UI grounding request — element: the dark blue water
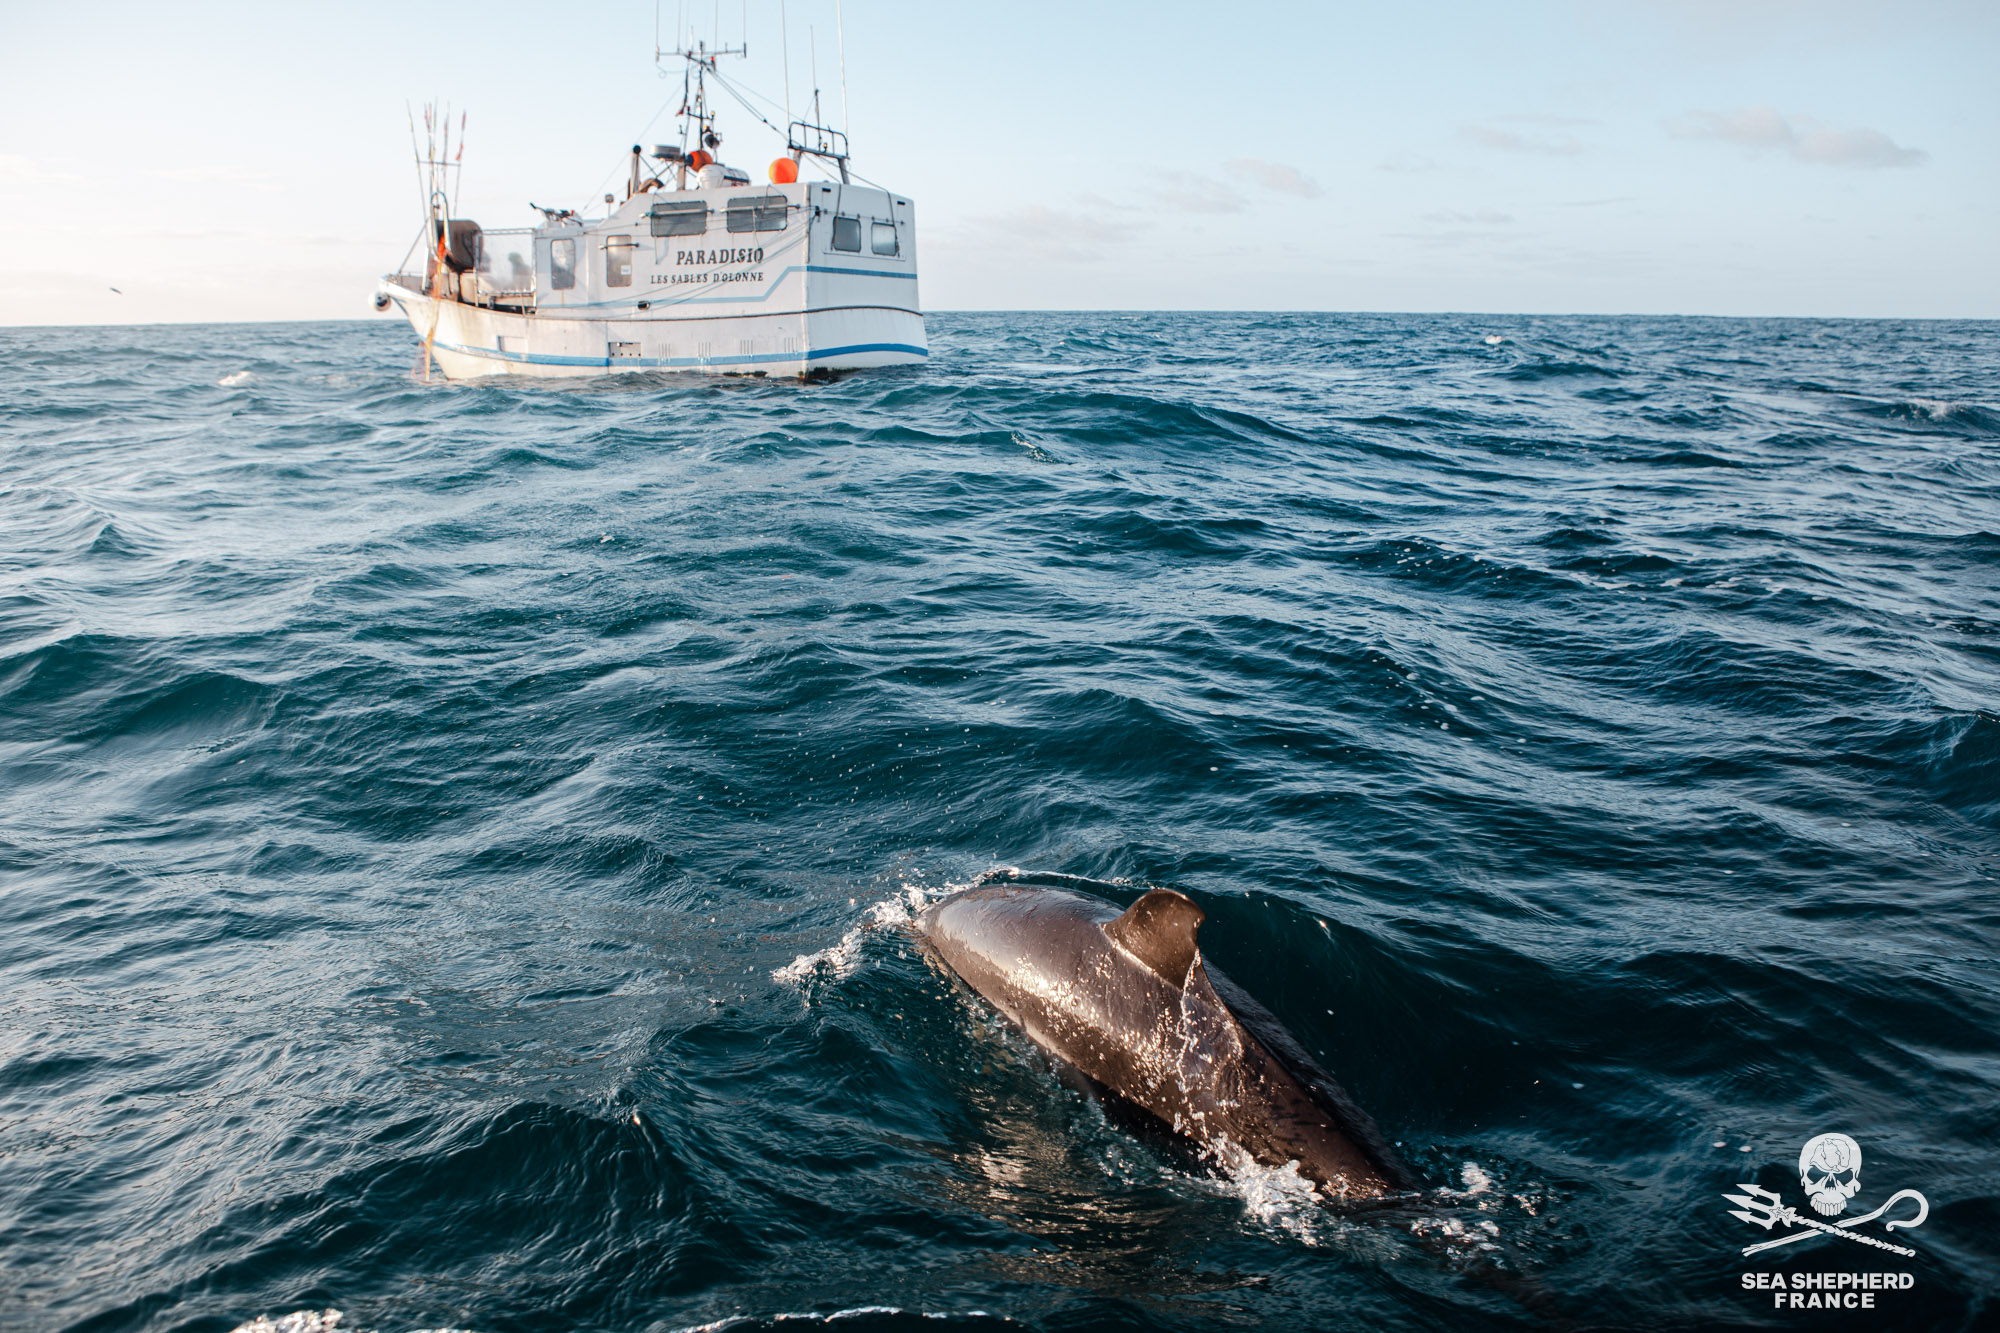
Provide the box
[3,314,1997,1333]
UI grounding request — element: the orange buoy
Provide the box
[688,149,713,171]
[769,156,799,184]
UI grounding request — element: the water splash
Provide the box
[1199,1139,1334,1247]
[228,1316,344,1333]
[668,1311,1007,1332]
[773,865,1037,986]
[226,1316,479,1333]
[771,875,971,986]
[1407,1211,1505,1260]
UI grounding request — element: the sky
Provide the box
[1,0,1994,325]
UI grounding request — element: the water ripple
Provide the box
[1,313,1996,1332]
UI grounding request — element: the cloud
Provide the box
[965,205,1146,262]
[1666,106,1928,167]
[1399,208,1518,249]
[0,154,81,188]
[1224,158,1323,198]
[1462,125,1584,155]
[143,166,273,185]
[1376,152,1438,173]
[1672,104,1794,151]
[1387,229,1526,251]
[1157,172,1246,214]
[1075,193,1141,214]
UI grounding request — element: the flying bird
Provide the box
[109,287,123,294]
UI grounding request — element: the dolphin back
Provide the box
[918,881,1413,1200]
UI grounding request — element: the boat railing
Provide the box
[786,119,850,182]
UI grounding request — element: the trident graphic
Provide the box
[1724,1183,1928,1258]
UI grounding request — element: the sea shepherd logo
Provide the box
[1727,1133,1927,1312]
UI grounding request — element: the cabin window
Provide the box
[725,196,788,233]
[492,247,534,294]
[605,235,635,287]
[870,221,899,256]
[651,199,706,237]
[830,215,861,252]
[549,237,576,290]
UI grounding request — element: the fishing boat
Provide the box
[375,35,925,380]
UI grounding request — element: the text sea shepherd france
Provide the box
[1742,1271,1915,1310]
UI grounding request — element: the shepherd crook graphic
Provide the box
[1724,1184,1919,1258]
[1740,1188,1929,1257]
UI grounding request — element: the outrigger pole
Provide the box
[407,99,466,383]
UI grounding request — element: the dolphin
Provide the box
[917,876,1416,1202]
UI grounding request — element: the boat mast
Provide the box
[658,35,746,182]
[653,15,848,185]
[779,12,849,184]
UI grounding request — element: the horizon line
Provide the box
[4,311,1998,333]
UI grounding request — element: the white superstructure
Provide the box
[377,42,925,380]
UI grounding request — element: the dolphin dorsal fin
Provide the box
[1105,889,1206,986]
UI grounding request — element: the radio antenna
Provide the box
[837,0,849,135]
[780,0,793,132]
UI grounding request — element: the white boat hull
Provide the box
[379,288,926,379]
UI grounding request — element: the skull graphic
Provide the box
[1800,1132,1863,1216]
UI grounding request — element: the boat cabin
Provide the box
[406,152,912,315]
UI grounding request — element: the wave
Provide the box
[1853,394,2000,436]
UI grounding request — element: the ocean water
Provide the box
[1,313,1996,1333]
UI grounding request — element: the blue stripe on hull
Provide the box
[806,264,918,280]
[539,263,917,311]
[431,338,928,370]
